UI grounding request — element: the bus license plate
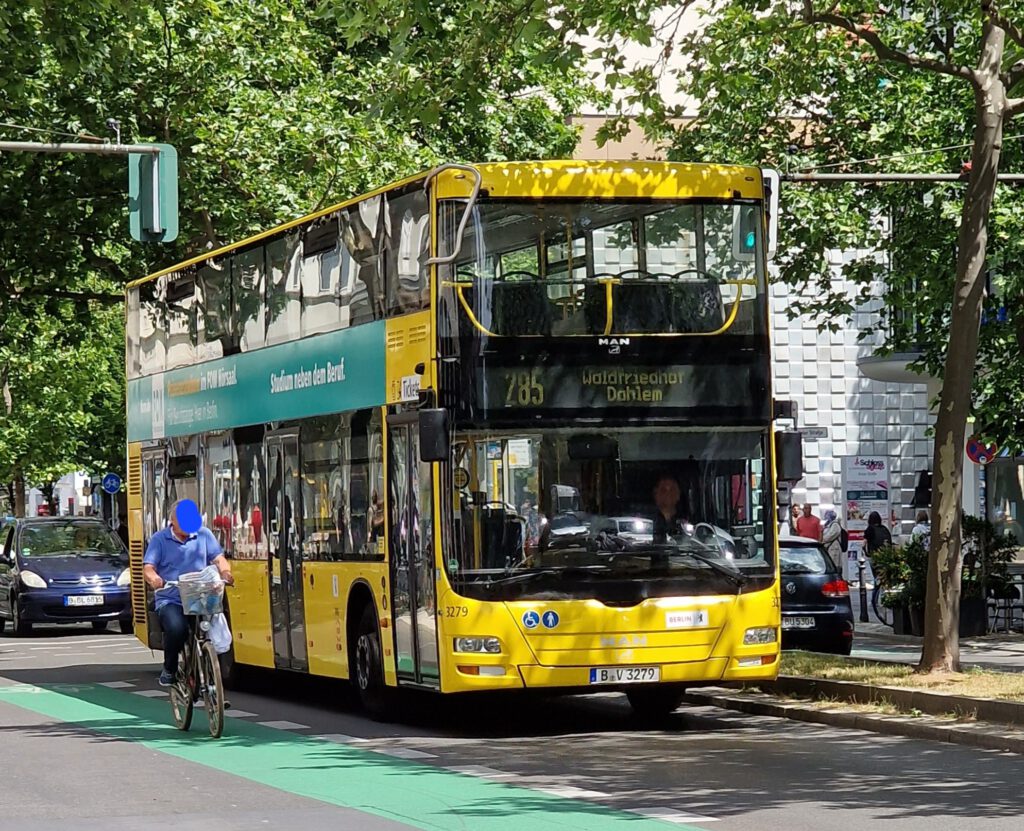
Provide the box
[589,666,660,685]
[782,616,815,630]
[65,595,104,607]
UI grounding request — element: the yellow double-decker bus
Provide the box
[125,161,790,718]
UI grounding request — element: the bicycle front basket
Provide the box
[178,574,224,616]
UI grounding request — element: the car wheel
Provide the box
[834,643,853,656]
[92,621,109,633]
[352,604,391,720]
[0,615,5,634]
[11,597,32,637]
[119,618,134,635]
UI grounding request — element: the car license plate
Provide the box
[589,666,660,684]
[65,595,104,607]
[782,616,815,630]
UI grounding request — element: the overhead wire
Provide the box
[0,120,104,143]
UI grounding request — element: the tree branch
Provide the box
[1006,95,1024,115]
[984,2,1024,51]
[802,2,975,81]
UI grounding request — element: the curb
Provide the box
[769,674,1024,727]
[683,687,1024,754]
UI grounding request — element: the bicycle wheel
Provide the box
[872,586,894,627]
[170,644,194,731]
[200,640,225,739]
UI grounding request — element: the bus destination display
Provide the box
[481,364,763,411]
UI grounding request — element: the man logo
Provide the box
[600,634,647,648]
[785,581,797,595]
[597,336,630,355]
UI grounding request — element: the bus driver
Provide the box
[652,474,690,543]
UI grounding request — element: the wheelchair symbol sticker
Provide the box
[522,611,540,629]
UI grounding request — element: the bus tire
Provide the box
[353,604,390,720]
[626,686,685,721]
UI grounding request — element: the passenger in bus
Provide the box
[651,474,690,543]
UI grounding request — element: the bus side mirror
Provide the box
[775,431,803,482]
[419,409,450,462]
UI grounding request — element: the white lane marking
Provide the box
[223,709,259,718]
[370,747,437,760]
[132,689,169,698]
[315,734,369,744]
[631,808,719,824]
[446,765,517,781]
[97,681,135,689]
[30,646,71,650]
[536,785,608,799]
[258,720,310,731]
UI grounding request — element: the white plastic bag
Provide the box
[209,612,233,654]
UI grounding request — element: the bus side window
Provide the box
[235,245,266,352]
[341,198,385,325]
[385,188,430,316]
[138,279,166,376]
[266,234,302,346]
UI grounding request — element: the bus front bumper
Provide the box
[447,653,778,691]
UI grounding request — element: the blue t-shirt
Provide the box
[144,526,223,609]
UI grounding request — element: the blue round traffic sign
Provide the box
[101,473,122,495]
[522,610,540,629]
[542,610,560,629]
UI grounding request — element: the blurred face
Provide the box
[803,504,812,518]
[654,478,681,515]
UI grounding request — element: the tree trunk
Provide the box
[13,472,26,518]
[919,24,1006,674]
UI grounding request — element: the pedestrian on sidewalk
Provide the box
[911,510,930,548]
[796,504,823,542]
[821,509,846,569]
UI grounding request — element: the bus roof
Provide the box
[127,160,765,290]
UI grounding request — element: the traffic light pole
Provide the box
[0,140,162,234]
[0,139,175,241]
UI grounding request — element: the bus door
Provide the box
[265,433,308,670]
[387,416,440,686]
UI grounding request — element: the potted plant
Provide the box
[870,515,1014,637]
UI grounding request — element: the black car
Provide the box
[0,517,133,636]
[780,535,854,655]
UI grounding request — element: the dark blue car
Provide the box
[0,517,132,636]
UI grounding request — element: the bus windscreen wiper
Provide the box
[482,564,613,589]
[624,544,747,589]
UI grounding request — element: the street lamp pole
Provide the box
[857,555,870,623]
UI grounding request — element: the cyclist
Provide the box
[143,500,234,686]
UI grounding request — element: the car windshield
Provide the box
[780,544,829,575]
[20,521,123,557]
[446,427,773,600]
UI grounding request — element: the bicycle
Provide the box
[155,578,226,739]
[871,582,894,627]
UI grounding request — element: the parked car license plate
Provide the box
[589,666,660,684]
[65,595,104,607]
[782,616,815,630]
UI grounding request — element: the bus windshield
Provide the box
[446,427,773,601]
[441,199,765,337]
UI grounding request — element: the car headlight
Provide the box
[19,570,47,589]
[453,636,502,654]
[743,626,778,645]
[117,569,131,587]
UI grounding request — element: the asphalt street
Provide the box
[1,626,1023,830]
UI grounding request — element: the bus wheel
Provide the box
[354,605,390,720]
[626,686,685,721]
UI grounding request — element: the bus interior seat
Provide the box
[612,282,672,333]
[477,506,524,568]
[582,283,608,334]
[491,281,552,336]
[670,280,725,332]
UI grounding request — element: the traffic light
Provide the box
[128,143,178,243]
[732,204,759,262]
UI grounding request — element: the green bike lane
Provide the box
[0,679,695,831]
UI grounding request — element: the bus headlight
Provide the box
[454,637,502,654]
[117,569,131,587]
[743,627,777,645]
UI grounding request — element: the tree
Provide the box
[1,1,588,509]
